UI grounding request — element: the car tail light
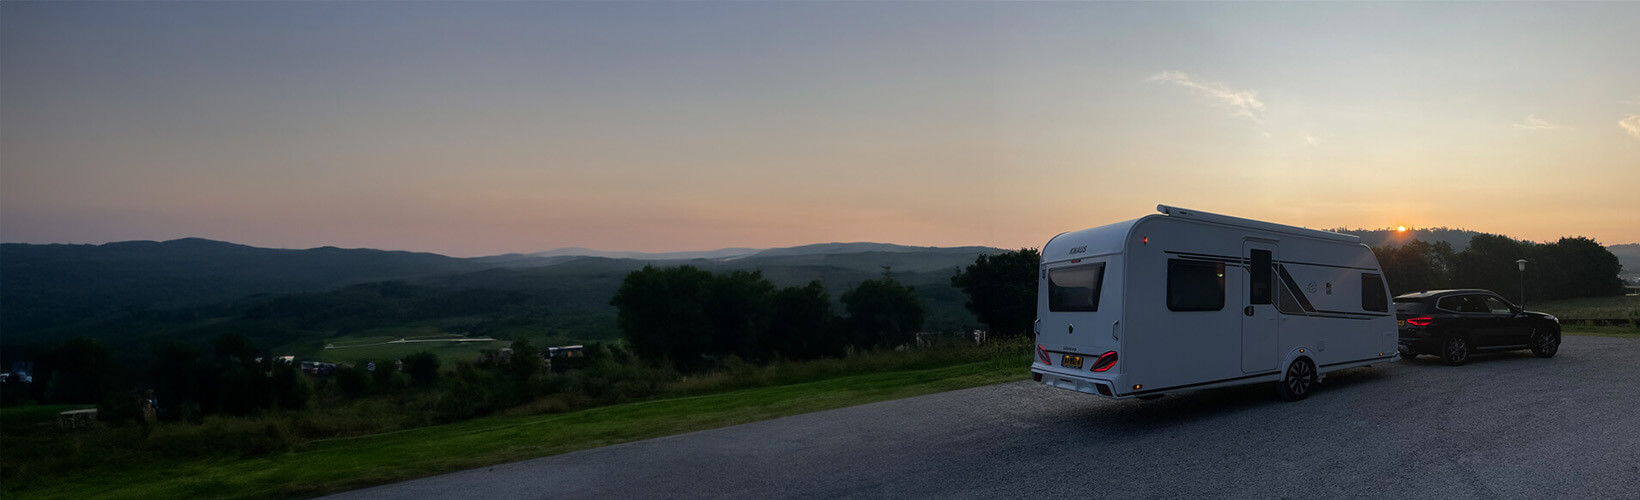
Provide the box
[1092,351,1118,372]
[1406,316,1433,326]
[1037,345,1050,364]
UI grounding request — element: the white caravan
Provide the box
[1031,205,1398,401]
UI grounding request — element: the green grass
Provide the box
[1562,324,1640,338]
[306,339,506,364]
[1529,295,1640,320]
[3,349,1029,499]
[0,404,94,430]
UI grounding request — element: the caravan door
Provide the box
[1241,241,1278,373]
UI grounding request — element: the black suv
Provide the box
[1395,289,1560,366]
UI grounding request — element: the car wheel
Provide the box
[1440,336,1469,366]
[1398,345,1418,360]
[1276,357,1316,401]
[1531,328,1560,358]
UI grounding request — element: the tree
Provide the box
[150,341,203,420]
[1372,240,1455,295]
[611,266,785,369]
[950,249,1040,339]
[31,338,113,404]
[611,265,717,368]
[707,271,775,361]
[841,275,927,349]
[766,281,843,360]
[507,338,541,383]
[1450,234,1529,296]
[269,362,310,410]
[1537,237,1624,299]
[405,351,441,387]
[336,364,371,398]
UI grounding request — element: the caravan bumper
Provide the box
[1032,367,1128,399]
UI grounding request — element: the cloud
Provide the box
[1621,115,1640,140]
[1512,114,1566,130]
[1148,71,1265,123]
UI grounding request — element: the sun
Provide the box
[1396,225,1407,232]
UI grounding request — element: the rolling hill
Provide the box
[0,239,1010,364]
[0,238,487,336]
[1610,243,1640,276]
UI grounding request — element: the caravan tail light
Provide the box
[1037,345,1050,364]
[1406,317,1433,326]
[1092,351,1118,372]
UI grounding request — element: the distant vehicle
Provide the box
[1032,205,1398,401]
[1394,289,1560,365]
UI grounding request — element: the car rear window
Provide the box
[1393,297,1427,314]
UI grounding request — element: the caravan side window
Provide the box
[1167,259,1224,312]
[1361,273,1388,312]
[1048,263,1105,312]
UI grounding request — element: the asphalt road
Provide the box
[327,336,1640,499]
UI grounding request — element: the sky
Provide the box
[2,2,1636,257]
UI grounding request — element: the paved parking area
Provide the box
[329,336,1640,499]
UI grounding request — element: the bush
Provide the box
[404,351,440,387]
[336,365,370,398]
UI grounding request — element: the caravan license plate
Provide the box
[1061,355,1084,369]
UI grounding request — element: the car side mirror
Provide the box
[1510,306,1523,316]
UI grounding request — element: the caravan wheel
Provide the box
[1276,358,1315,401]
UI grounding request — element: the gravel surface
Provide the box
[325,336,1640,499]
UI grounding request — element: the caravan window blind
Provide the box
[1167,259,1225,312]
[1048,263,1105,312]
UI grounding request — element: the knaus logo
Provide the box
[1069,246,1087,255]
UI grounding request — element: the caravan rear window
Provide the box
[1048,263,1105,312]
[1167,259,1225,312]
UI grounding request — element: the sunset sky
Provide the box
[3,2,1636,257]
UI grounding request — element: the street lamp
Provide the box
[1515,259,1528,307]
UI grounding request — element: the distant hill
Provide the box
[472,242,996,264]
[516,247,762,260]
[0,238,486,336]
[1610,243,1640,275]
[750,242,997,258]
[0,238,1012,362]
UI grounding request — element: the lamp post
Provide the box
[1515,259,1528,307]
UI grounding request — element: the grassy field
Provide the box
[1531,295,1639,338]
[2,345,1030,499]
[306,339,507,365]
[269,328,510,365]
[1528,295,1640,320]
[1562,324,1640,338]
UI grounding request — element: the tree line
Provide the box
[609,249,1044,372]
[1373,234,1624,302]
[609,266,928,370]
